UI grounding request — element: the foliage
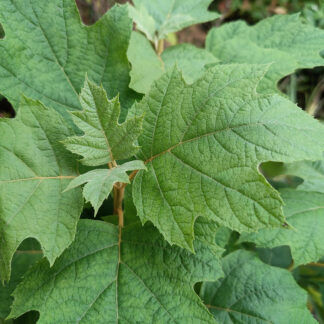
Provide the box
[0,0,324,323]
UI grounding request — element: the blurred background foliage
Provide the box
[0,0,323,322]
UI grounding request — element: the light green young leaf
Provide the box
[127,31,219,94]
[129,0,219,43]
[65,161,146,215]
[200,250,316,324]
[0,98,83,282]
[240,189,324,267]
[63,78,143,166]
[0,239,42,319]
[128,31,164,94]
[162,43,219,84]
[131,64,324,251]
[0,1,138,120]
[206,14,324,93]
[9,220,222,324]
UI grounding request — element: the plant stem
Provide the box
[309,262,324,268]
[156,39,164,56]
[114,183,125,228]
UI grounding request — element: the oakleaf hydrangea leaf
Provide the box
[0,98,83,281]
[0,239,42,319]
[240,189,324,267]
[9,220,223,324]
[206,14,324,93]
[127,31,219,94]
[0,1,138,120]
[194,218,225,257]
[162,43,219,84]
[65,161,146,215]
[128,31,164,94]
[128,0,219,44]
[200,250,316,324]
[131,64,324,251]
[64,78,143,166]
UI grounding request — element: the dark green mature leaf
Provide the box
[127,31,219,94]
[64,78,143,166]
[0,240,42,319]
[131,64,324,251]
[65,161,146,215]
[9,220,222,323]
[0,1,138,120]
[206,14,324,93]
[194,218,225,257]
[201,250,316,324]
[128,0,219,44]
[240,189,324,267]
[0,98,83,281]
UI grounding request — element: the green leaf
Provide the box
[128,0,219,43]
[9,219,223,323]
[194,218,225,257]
[127,31,219,94]
[128,31,164,94]
[0,240,42,319]
[0,97,83,281]
[257,246,293,269]
[131,64,324,251]
[281,158,324,193]
[206,14,324,93]
[0,1,138,120]
[240,189,324,267]
[63,78,143,166]
[201,250,316,324]
[65,161,146,215]
[162,44,219,84]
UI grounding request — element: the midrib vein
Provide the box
[145,122,264,164]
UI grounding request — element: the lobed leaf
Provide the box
[127,31,219,94]
[128,0,219,43]
[0,239,42,319]
[240,189,324,267]
[63,78,143,166]
[0,0,138,120]
[0,98,83,281]
[131,64,324,251]
[206,14,324,93]
[65,161,146,215]
[9,219,223,324]
[200,250,316,324]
